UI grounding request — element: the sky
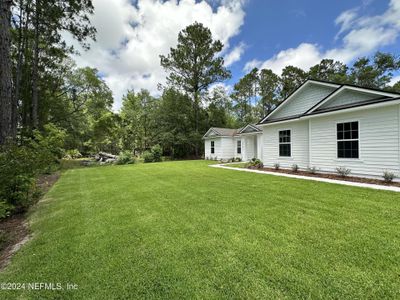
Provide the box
[65,0,400,110]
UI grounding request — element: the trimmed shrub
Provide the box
[248,158,263,169]
[142,151,154,163]
[291,164,299,172]
[336,167,351,177]
[383,171,396,183]
[234,157,242,162]
[274,163,280,170]
[151,145,162,162]
[116,151,135,165]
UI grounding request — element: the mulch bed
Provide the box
[0,172,60,270]
[246,166,400,187]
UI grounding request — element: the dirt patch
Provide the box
[0,214,31,270]
[37,172,60,195]
[245,166,400,187]
[0,172,60,271]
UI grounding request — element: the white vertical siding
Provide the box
[219,137,235,159]
[271,84,336,120]
[309,105,400,177]
[262,120,309,169]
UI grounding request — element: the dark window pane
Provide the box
[279,144,291,157]
[344,131,351,139]
[344,122,351,131]
[352,122,358,130]
[351,130,358,139]
[337,131,343,140]
[337,123,343,131]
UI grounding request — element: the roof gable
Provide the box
[308,86,400,113]
[203,127,238,138]
[238,124,262,134]
[260,80,339,123]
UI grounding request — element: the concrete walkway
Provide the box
[210,164,400,193]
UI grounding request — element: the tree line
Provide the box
[1,3,400,159]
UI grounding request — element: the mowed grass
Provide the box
[0,160,399,299]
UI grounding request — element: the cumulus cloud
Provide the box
[244,0,400,75]
[66,0,246,110]
[224,42,246,66]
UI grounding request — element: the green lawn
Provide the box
[1,160,399,299]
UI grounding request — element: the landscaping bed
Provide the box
[241,165,400,187]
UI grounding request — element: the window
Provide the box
[337,121,359,158]
[279,130,291,157]
[211,141,215,154]
[237,140,241,154]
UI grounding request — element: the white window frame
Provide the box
[335,120,360,160]
[278,129,292,158]
[237,140,242,154]
[211,140,215,154]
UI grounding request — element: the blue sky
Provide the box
[67,0,400,110]
[226,0,398,86]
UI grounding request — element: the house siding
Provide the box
[204,137,235,160]
[309,105,400,177]
[262,120,309,169]
[270,84,336,120]
[320,90,378,109]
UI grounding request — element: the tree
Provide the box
[349,52,400,89]
[308,59,348,83]
[206,86,235,128]
[280,66,307,98]
[257,68,280,117]
[0,0,13,144]
[9,0,96,132]
[120,89,157,153]
[154,88,194,158]
[160,22,231,156]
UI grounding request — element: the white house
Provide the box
[204,79,400,178]
[203,124,262,161]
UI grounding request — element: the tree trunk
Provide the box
[31,0,40,129]
[12,0,28,137]
[193,91,199,157]
[0,0,13,144]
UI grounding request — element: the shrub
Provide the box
[307,166,318,174]
[291,164,299,172]
[151,145,162,162]
[0,201,11,220]
[64,149,82,159]
[0,124,65,218]
[116,151,135,165]
[142,151,154,163]
[336,167,351,177]
[235,157,242,162]
[248,158,263,169]
[274,163,280,170]
[383,171,396,183]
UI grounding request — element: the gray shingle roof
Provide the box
[211,127,239,136]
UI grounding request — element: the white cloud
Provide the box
[244,0,400,75]
[224,42,246,66]
[390,75,400,85]
[66,0,246,110]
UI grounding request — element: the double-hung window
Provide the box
[337,121,359,159]
[211,141,215,154]
[237,140,241,154]
[279,130,291,157]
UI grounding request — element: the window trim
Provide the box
[210,140,215,154]
[335,120,360,160]
[237,140,242,154]
[278,128,292,158]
